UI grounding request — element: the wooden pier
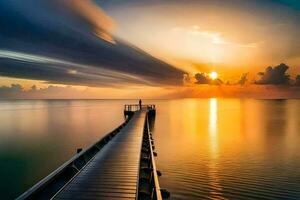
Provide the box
[17,105,164,200]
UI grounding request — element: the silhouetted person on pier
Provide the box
[139,99,142,110]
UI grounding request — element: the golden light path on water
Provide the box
[208,98,227,200]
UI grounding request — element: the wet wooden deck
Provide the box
[52,111,146,200]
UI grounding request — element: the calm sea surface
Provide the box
[0,99,299,199]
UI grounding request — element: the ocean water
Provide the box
[0,99,299,199]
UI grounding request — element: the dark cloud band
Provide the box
[0,0,184,87]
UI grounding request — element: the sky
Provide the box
[0,0,300,98]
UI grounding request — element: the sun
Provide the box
[209,71,218,80]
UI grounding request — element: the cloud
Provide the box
[0,83,179,99]
[225,73,249,86]
[0,84,91,99]
[0,84,34,99]
[183,25,260,48]
[0,84,23,94]
[183,73,192,85]
[238,73,249,86]
[186,64,298,88]
[66,0,116,43]
[295,75,300,86]
[194,73,211,84]
[255,63,290,85]
[194,73,223,85]
[0,50,156,87]
[0,1,184,87]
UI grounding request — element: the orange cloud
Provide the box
[66,0,116,43]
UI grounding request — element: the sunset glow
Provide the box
[0,0,299,99]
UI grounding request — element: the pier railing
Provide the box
[124,104,156,112]
[17,114,133,200]
[137,110,162,200]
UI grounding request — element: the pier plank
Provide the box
[53,111,146,200]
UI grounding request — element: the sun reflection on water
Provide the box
[208,98,227,200]
[209,98,218,158]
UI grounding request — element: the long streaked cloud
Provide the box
[0,50,154,86]
[0,0,184,87]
